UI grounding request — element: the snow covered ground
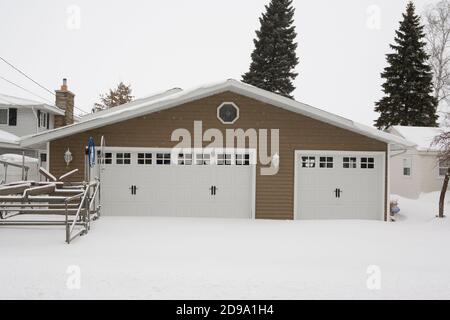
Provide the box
[1,193,450,299]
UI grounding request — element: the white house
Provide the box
[0,79,77,169]
[388,125,449,199]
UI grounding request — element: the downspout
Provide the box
[31,107,38,134]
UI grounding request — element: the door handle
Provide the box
[129,185,137,195]
[210,186,218,196]
[334,188,343,198]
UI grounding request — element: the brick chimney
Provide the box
[54,78,75,128]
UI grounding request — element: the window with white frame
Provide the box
[343,157,357,169]
[38,112,49,128]
[319,157,333,168]
[439,160,450,176]
[156,153,171,165]
[195,153,211,165]
[301,156,316,168]
[403,158,412,176]
[236,153,250,166]
[137,153,152,165]
[177,153,192,165]
[116,153,131,165]
[361,157,375,169]
[217,153,232,165]
[0,109,7,125]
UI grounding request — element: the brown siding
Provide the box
[50,91,387,220]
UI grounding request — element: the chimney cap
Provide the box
[61,78,68,91]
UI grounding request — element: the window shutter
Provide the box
[8,108,17,126]
[46,113,49,129]
[37,110,41,127]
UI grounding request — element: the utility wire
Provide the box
[0,55,89,115]
[0,75,54,104]
[0,55,55,96]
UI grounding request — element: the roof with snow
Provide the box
[0,129,20,148]
[20,79,414,149]
[0,93,65,116]
[389,126,448,152]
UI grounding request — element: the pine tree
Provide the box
[375,2,438,129]
[242,0,299,98]
[94,82,134,111]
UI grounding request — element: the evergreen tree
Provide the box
[242,0,299,98]
[94,82,134,111]
[375,2,438,129]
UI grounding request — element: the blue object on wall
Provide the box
[87,137,96,167]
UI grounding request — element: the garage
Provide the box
[99,148,256,218]
[294,151,385,220]
[21,80,412,221]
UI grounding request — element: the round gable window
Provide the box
[217,102,239,124]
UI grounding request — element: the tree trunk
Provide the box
[438,167,450,218]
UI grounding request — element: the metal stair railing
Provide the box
[65,180,99,244]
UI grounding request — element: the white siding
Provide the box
[0,107,55,137]
[390,149,449,199]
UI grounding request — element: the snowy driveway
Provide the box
[0,194,450,299]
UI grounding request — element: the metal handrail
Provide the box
[89,180,100,211]
[65,181,98,243]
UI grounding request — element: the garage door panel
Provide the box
[99,149,254,218]
[296,152,384,220]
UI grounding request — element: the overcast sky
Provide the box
[0,0,440,125]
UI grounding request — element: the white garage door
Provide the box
[295,151,385,220]
[98,148,255,218]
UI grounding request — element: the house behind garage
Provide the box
[388,125,449,199]
[21,80,412,221]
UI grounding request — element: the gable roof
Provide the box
[389,126,448,152]
[20,79,414,149]
[0,93,65,116]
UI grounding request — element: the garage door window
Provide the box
[156,153,171,165]
[97,151,112,164]
[361,157,374,169]
[196,153,211,165]
[178,153,193,165]
[319,157,333,168]
[301,156,316,168]
[236,153,250,166]
[137,153,152,165]
[343,157,357,169]
[116,153,131,165]
[217,153,232,165]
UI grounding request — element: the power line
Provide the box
[0,55,55,96]
[0,56,89,115]
[0,75,54,104]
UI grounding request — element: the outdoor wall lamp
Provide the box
[64,148,73,166]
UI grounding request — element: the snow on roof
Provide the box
[0,153,39,164]
[0,93,65,115]
[20,79,415,149]
[389,126,447,152]
[79,87,183,122]
[0,129,19,145]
